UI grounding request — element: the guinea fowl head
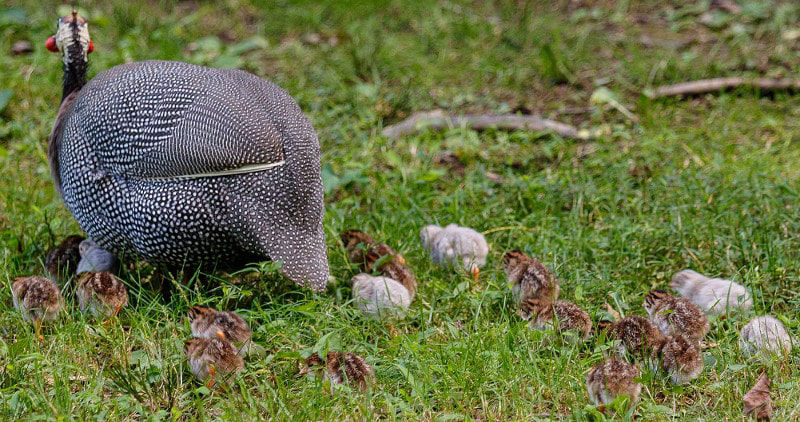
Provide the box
[502,250,529,274]
[643,289,671,314]
[46,10,93,100]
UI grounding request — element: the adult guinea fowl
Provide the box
[46,12,329,290]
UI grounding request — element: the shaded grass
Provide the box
[2,0,800,419]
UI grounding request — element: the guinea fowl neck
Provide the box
[62,42,87,102]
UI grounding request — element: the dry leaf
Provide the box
[743,373,772,420]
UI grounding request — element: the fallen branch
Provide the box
[381,110,592,140]
[650,77,800,98]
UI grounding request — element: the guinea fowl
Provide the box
[659,333,703,385]
[76,271,128,319]
[420,224,488,280]
[11,276,64,340]
[350,273,413,318]
[671,270,752,315]
[300,351,374,392]
[586,358,642,408]
[502,250,560,305]
[644,289,709,341]
[44,234,85,283]
[341,229,416,296]
[184,333,245,389]
[45,11,329,291]
[76,239,118,274]
[739,315,793,358]
[189,306,252,352]
[597,315,665,361]
[519,298,592,341]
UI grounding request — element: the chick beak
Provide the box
[395,255,406,265]
[215,330,226,340]
[471,267,480,281]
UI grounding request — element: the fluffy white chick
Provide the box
[740,315,793,358]
[351,273,412,318]
[671,270,752,315]
[420,224,488,280]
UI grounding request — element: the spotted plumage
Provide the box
[519,298,592,341]
[189,306,252,350]
[598,315,665,360]
[300,351,374,391]
[184,335,244,386]
[586,358,642,406]
[503,250,560,305]
[76,271,128,318]
[644,289,709,341]
[11,276,64,324]
[47,13,328,291]
[659,333,703,385]
[45,234,85,282]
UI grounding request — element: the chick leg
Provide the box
[471,267,480,281]
[34,317,43,342]
[206,364,216,389]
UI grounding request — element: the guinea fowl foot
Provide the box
[102,303,124,325]
[206,364,217,389]
[34,318,43,342]
[471,267,480,281]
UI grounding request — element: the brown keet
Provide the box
[659,333,703,385]
[11,276,64,340]
[184,333,244,389]
[503,250,560,305]
[519,298,592,341]
[76,271,128,319]
[598,315,666,360]
[644,289,709,341]
[189,306,252,351]
[300,351,374,392]
[341,229,416,296]
[44,234,85,283]
[586,358,642,407]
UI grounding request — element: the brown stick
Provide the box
[381,109,592,140]
[651,77,800,98]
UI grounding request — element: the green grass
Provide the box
[2,0,800,419]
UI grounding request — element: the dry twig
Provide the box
[381,110,592,140]
[650,78,800,98]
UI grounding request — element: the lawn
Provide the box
[1,0,799,419]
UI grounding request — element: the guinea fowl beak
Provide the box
[471,267,480,281]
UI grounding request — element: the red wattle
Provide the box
[45,36,59,52]
[88,40,94,54]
